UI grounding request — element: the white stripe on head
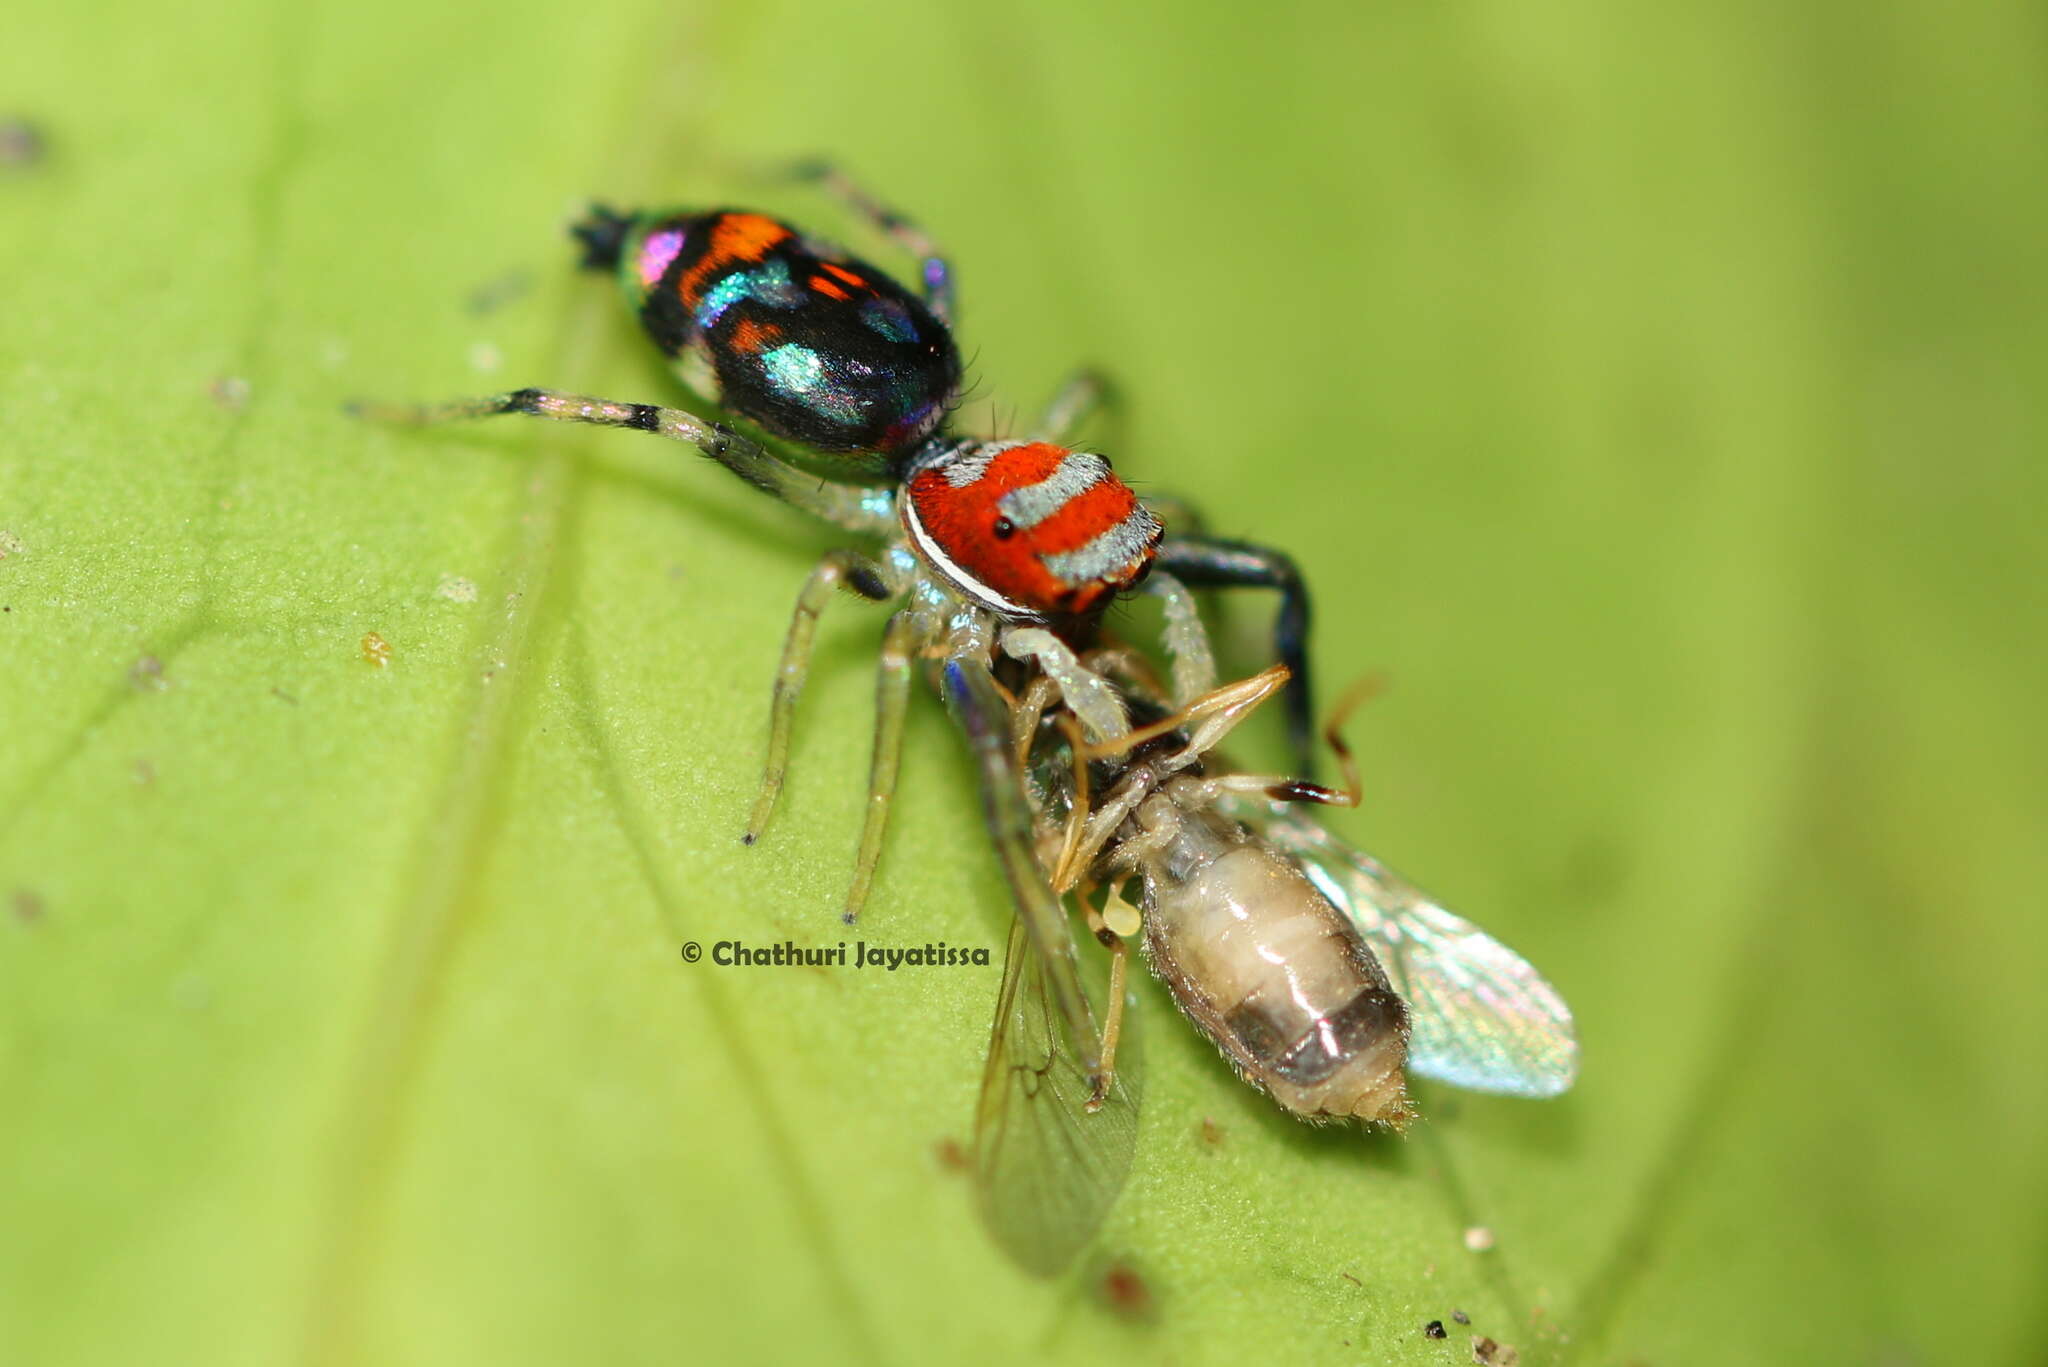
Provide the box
[899,487,1042,621]
[997,452,1109,530]
[938,444,999,487]
[1041,506,1161,587]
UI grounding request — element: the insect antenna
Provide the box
[1265,672,1385,807]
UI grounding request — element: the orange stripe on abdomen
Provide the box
[676,212,795,306]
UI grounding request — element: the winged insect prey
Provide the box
[1006,651,1581,1127]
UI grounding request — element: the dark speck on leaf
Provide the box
[0,118,46,167]
[1098,1263,1151,1319]
[465,267,535,316]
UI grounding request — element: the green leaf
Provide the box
[4,1,2043,1364]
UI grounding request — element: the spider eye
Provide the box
[992,516,1016,540]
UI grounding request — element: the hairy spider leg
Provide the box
[790,159,956,325]
[839,607,920,926]
[346,387,894,535]
[1031,369,1115,447]
[1016,366,1320,774]
[1141,570,1219,709]
[745,549,903,844]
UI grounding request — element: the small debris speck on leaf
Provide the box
[1453,1308,1471,1325]
[1097,1263,1151,1319]
[465,268,534,316]
[129,655,170,691]
[1463,1225,1495,1253]
[436,575,478,603]
[0,118,45,167]
[12,889,45,923]
[1471,1335,1520,1366]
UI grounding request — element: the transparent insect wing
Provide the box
[1252,804,1579,1099]
[973,917,1142,1277]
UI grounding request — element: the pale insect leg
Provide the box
[745,549,902,844]
[1045,711,1097,896]
[1059,763,1156,894]
[1164,672,1384,813]
[1086,663,1291,769]
[1078,885,1132,1114]
[348,387,894,535]
[999,627,1131,746]
[1009,671,1063,771]
[1050,665,1295,883]
[839,608,921,925]
[790,160,956,325]
[1095,800,1180,881]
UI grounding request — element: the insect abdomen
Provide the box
[1140,807,1412,1126]
[577,206,960,465]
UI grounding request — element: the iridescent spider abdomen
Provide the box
[577,206,960,469]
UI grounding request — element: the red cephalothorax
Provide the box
[903,441,1162,618]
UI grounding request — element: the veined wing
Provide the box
[973,915,1142,1277]
[940,658,1104,1078]
[1248,802,1578,1099]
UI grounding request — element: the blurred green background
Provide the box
[3,1,2043,1363]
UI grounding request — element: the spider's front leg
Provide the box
[1017,370,1318,774]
